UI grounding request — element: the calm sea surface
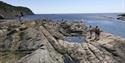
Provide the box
[23,13,125,42]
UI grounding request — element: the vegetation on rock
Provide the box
[0,1,34,19]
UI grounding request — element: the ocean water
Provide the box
[23,13,125,39]
[23,13,120,21]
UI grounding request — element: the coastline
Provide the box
[0,1,125,63]
[0,19,125,63]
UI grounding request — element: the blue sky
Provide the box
[1,0,125,14]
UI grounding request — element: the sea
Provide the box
[22,13,125,43]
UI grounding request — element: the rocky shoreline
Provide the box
[0,19,125,63]
[117,14,125,21]
[0,1,125,63]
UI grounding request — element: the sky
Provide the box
[1,0,125,14]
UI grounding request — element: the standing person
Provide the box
[94,26,101,40]
[88,25,93,39]
[19,12,24,24]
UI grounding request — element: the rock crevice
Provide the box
[0,20,125,63]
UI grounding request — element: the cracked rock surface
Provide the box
[17,25,125,63]
[0,20,125,63]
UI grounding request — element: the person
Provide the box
[88,25,93,39]
[62,19,64,22]
[94,26,101,40]
[19,12,24,24]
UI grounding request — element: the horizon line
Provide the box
[34,12,125,14]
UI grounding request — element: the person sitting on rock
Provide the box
[94,26,101,40]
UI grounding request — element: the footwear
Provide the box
[88,37,91,39]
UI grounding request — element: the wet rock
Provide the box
[117,14,125,21]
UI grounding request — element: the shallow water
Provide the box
[64,36,86,43]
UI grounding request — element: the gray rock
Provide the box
[1,20,125,63]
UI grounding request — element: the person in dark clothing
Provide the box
[88,25,93,39]
[19,12,24,24]
[94,26,101,40]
